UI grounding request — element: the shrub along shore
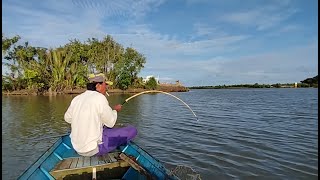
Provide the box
[2,84,189,96]
[3,34,178,94]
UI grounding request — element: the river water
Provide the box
[2,88,318,179]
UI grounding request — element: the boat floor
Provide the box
[50,151,130,180]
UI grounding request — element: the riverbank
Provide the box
[189,83,318,89]
[2,85,189,96]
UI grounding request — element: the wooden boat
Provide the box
[18,134,179,180]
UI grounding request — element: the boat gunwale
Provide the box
[121,141,178,179]
[18,136,64,179]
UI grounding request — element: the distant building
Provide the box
[175,80,182,86]
[143,75,159,84]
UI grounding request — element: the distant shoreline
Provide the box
[188,86,317,89]
[2,85,189,96]
[3,83,318,95]
[189,82,318,89]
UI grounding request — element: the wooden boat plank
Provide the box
[76,156,84,168]
[97,155,106,165]
[83,156,91,167]
[50,160,130,179]
[103,154,111,163]
[90,156,99,166]
[54,158,73,171]
[108,153,117,162]
[60,158,73,170]
[69,157,79,169]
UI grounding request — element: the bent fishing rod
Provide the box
[120,90,198,121]
[36,91,198,141]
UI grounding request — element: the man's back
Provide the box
[64,73,132,157]
[64,90,114,155]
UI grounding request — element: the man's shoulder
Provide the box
[72,91,93,101]
[81,90,107,100]
[91,91,106,98]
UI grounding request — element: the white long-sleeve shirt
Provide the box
[64,90,117,156]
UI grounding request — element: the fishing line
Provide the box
[121,90,198,121]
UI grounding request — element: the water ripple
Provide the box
[2,89,318,179]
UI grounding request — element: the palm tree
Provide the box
[46,48,71,92]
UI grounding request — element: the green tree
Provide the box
[87,36,124,83]
[46,48,72,92]
[114,47,146,90]
[2,34,20,54]
[2,34,27,90]
[2,34,149,93]
[145,77,158,90]
[300,75,318,87]
[273,83,281,88]
[2,75,13,91]
[133,77,145,88]
[64,39,89,89]
[116,71,131,90]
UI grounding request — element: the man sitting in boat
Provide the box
[64,73,138,156]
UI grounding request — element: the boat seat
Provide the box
[50,151,130,180]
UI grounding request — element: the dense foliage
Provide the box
[145,77,158,90]
[2,34,146,92]
[300,75,318,87]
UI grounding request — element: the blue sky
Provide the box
[2,0,318,86]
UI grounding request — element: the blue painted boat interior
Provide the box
[120,142,177,180]
[18,135,178,180]
[18,135,79,180]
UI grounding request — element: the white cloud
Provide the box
[185,0,212,5]
[220,5,299,31]
[110,21,249,57]
[3,0,167,48]
[194,43,317,85]
[2,0,317,86]
[71,0,166,19]
[139,42,318,86]
[192,23,227,38]
[277,24,303,33]
[3,2,106,48]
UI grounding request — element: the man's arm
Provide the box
[100,99,119,128]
